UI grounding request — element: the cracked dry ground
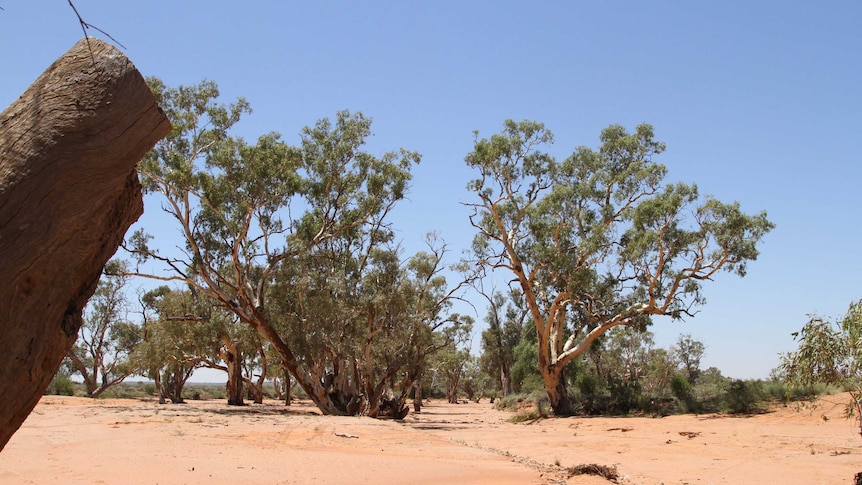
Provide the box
[0,395,858,484]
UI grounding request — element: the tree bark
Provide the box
[544,366,576,417]
[0,38,170,450]
[221,339,244,406]
[500,362,512,397]
[413,380,422,413]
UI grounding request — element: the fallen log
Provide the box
[0,37,170,450]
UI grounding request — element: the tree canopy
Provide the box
[124,78,468,417]
[464,119,774,415]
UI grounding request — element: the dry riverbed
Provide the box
[0,394,858,484]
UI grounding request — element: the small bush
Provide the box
[723,379,763,414]
[606,379,642,415]
[761,380,833,403]
[45,372,75,396]
[143,383,157,396]
[670,374,695,412]
[575,372,606,414]
[496,390,550,421]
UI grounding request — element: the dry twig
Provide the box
[67,0,126,68]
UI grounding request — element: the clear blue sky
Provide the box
[2,1,860,379]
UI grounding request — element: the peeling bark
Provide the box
[0,38,170,450]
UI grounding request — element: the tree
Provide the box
[643,347,678,396]
[132,287,208,404]
[777,300,862,438]
[602,327,654,388]
[0,38,169,451]
[268,234,473,417]
[125,78,463,416]
[428,322,474,403]
[672,334,706,384]
[66,261,141,398]
[465,120,774,415]
[479,288,529,396]
[509,331,543,393]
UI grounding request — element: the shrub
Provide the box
[670,374,695,412]
[761,380,833,403]
[495,390,550,422]
[45,372,75,396]
[606,378,642,415]
[723,379,763,414]
[575,372,604,414]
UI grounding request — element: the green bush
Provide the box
[494,390,548,412]
[761,380,832,403]
[670,374,695,412]
[606,379,642,414]
[496,390,551,422]
[574,372,607,414]
[45,372,76,396]
[723,379,763,414]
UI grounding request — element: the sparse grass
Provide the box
[495,390,548,412]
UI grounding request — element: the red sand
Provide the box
[0,394,858,484]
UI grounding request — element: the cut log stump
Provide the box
[0,38,170,450]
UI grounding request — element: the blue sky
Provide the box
[2,1,860,379]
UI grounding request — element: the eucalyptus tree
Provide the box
[465,120,774,415]
[66,260,141,398]
[269,234,472,417]
[777,300,862,438]
[133,286,211,403]
[126,78,423,415]
[602,326,655,388]
[478,288,528,396]
[672,334,706,384]
[189,300,266,405]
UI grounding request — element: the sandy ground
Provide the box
[0,394,859,484]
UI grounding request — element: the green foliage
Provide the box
[670,374,693,403]
[510,339,544,393]
[672,334,705,384]
[66,261,141,398]
[760,380,833,403]
[130,78,469,417]
[723,379,763,414]
[776,300,862,436]
[45,370,76,396]
[479,289,529,396]
[465,119,774,415]
[574,372,604,414]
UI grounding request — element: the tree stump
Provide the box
[0,37,170,450]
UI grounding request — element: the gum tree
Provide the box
[66,261,141,398]
[777,300,862,438]
[479,288,528,396]
[125,78,425,415]
[465,120,773,415]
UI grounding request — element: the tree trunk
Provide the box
[223,340,244,406]
[544,367,575,416]
[500,362,512,397]
[413,380,422,413]
[243,377,263,404]
[162,366,188,404]
[0,38,170,450]
[284,367,292,406]
[154,371,166,405]
[251,321,347,415]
